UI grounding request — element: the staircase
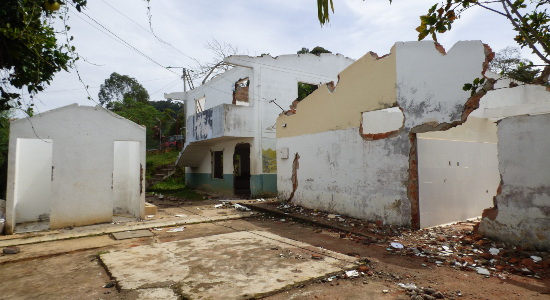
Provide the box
[146,165,176,189]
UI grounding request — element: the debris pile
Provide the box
[259,202,550,280]
[386,225,550,279]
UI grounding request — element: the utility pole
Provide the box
[166,66,190,150]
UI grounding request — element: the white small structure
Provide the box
[5,104,146,234]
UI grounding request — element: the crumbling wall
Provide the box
[277,41,490,227]
[479,114,550,250]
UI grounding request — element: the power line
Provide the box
[100,0,197,65]
[68,3,178,76]
[149,78,181,97]
[40,76,180,94]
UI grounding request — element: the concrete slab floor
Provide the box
[100,231,357,299]
[112,230,154,240]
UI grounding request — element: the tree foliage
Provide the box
[0,0,87,115]
[149,99,184,118]
[98,72,150,108]
[297,82,319,101]
[490,46,541,82]
[297,46,332,55]
[316,0,550,68]
[109,97,163,149]
[0,108,13,198]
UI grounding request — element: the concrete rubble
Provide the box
[250,201,550,281]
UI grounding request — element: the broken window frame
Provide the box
[232,77,250,106]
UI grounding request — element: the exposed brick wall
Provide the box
[235,86,249,103]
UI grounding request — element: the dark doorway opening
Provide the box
[212,151,223,179]
[233,143,251,198]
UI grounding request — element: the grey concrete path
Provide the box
[0,207,250,248]
[100,231,358,299]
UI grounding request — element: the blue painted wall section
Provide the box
[186,173,233,194]
[186,173,277,197]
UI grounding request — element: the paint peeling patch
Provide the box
[368,51,392,60]
[434,42,446,55]
[482,207,499,221]
[326,81,336,93]
[287,153,300,203]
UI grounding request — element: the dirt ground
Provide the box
[0,200,549,300]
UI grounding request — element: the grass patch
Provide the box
[148,186,204,200]
[145,150,180,178]
[149,176,186,190]
[148,172,204,200]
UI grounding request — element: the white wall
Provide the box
[187,138,256,175]
[396,41,487,130]
[479,114,550,249]
[6,104,146,233]
[362,107,404,134]
[276,41,489,227]
[417,138,499,228]
[277,129,411,226]
[13,138,53,223]
[471,83,550,119]
[113,141,141,216]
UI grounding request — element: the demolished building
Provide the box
[165,53,355,197]
[276,40,550,249]
[5,104,146,234]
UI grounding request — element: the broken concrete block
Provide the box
[3,247,20,254]
[144,202,157,215]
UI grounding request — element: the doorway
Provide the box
[113,141,141,218]
[13,138,53,229]
[233,143,251,197]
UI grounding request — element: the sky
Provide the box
[22,0,540,117]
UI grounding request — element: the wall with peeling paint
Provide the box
[479,114,550,250]
[277,41,490,227]
[167,54,354,196]
[278,128,411,225]
[5,104,146,234]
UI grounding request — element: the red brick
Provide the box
[480,253,493,260]
[461,256,474,264]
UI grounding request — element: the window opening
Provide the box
[212,151,223,179]
[233,78,250,106]
[297,82,318,101]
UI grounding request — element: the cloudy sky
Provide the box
[25,0,536,116]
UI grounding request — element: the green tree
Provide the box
[149,99,184,118]
[0,108,14,198]
[297,82,318,101]
[316,1,550,69]
[0,0,87,115]
[490,46,541,82]
[297,46,332,55]
[109,97,162,149]
[99,73,150,108]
